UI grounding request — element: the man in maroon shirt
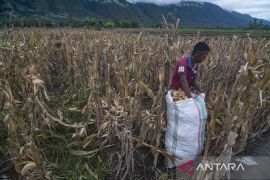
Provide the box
[167,41,210,98]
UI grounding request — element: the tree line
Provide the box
[1,16,269,30]
[0,16,140,28]
[247,19,270,30]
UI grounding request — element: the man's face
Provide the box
[193,52,208,63]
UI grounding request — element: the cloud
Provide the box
[127,0,270,20]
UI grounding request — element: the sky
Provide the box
[127,0,270,20]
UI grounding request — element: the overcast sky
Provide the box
[127,0,270,20]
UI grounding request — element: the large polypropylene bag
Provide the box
[165,90,207,167]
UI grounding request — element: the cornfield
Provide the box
[0,28,269,179]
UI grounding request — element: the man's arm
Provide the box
[191,80,203,93]
[179,74,192,98]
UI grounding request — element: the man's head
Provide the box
[191,41,211,63]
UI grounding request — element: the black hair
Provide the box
[192,41,211,55]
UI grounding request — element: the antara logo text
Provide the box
[178,160,245,175]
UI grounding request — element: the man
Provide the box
[167,41,210,98]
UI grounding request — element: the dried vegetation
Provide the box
[0,28,269,179]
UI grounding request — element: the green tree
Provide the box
[120,21,130,28]
[103,20,116,28]
[129,21,139,28]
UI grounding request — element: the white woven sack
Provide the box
[165,90,207,168]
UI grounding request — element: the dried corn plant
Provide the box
[0,28,269,179]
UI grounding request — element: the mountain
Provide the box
[0,0,269,27]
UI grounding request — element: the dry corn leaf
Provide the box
[259,90,263,107]
[85,163,98,180]
[82,105,87,114]
[20,161,36,176]
[69,107,81,112]
[138,80,155,99]
[45,171,53,180]
[83,139,93,149]
[70,145,113,156]
[79,127,87,137]
[101,121,110,130]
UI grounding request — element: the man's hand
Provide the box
[179,74,192,98]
